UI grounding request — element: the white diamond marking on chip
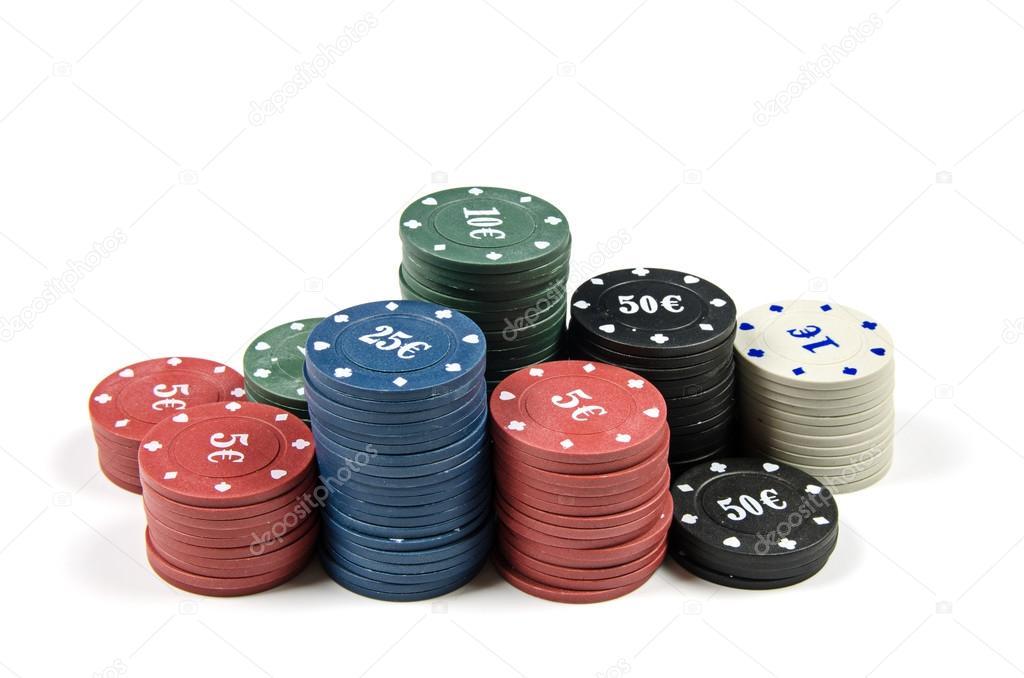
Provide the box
[393,377,408,387]
[385,301,399,311]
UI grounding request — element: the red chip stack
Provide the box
[489,360,672,603]
[88,357,246,493]
[138,401,320,596]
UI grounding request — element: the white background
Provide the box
[1,1,1022,676]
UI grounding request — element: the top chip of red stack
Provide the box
[489,360,667,463]
[90,357,246,445]
[138,400,316,508]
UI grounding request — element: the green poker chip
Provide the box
[242,318,322,406]
[399,187,570,273]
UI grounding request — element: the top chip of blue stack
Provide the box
[305,300,486,401]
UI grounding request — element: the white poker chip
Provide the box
[734,301,894,388]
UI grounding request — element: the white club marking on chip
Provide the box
[468,187,483,195]
[292,439,311,450]
[627,379,645,389]
[560,439,574,449]
[385,301,399,311]
[271,469,287,480]
[676,483,694,493]
[435,309,453,319]
[213,365,225,373]
[163,471,177,480]
[598,324,615,334]
[118,368,135,378]
[462,334,480,344]
[543,216,562,225]
[172,413,189,423]
[683,275,700,284]
[710,462,727,473]
[642,407,660,418]
[534,241,550,250]
[498,391,515,401]
[167,358,182,366]
[402,219,422,229]
[762,462,780,472]
[421,197,438,205]
[275,413,289,421]
[710,298,727,308]
[290,322,305,330]
[114,419,129,428]
[335,367,352,378]
[698,323,713,332]
[313,341,330,351]
[142,441,162,453]
[650,333,669,344]
[296,387,304,396]
[393,377,408,387]
[812,516,830,525]
[519,196,532,203]
[631,267,650,276]
[680,514,698,525]
[582,363,596,373]
[805,484,822,495]
[486,252,502,261]
[444,363,462,372]
[573,300,590,310]
[434,244,446,251]
[778,538,796,550]
[94,393,112,404]
[615,433,631,443]
[528,367,544,377]
[590,277,604,286]
[508,421,526,431]
[231,387,245,398]
[253,368,271,378]
[224,402,241,412]
[333,314,349,323]
[723,536,741,548]
[214,482,231,493]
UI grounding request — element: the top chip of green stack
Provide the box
[400,187,570,273]
[243,318,323,403]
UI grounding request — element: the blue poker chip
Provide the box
[318,442,489,490]
[315,417,488,468]
[322,501,492,552]
[319,550,485,601]
[325,526,492,575]
[303,362,485,418]
[325,488,491,539]
[324,540,489,586]
[311,410,488,456]
[328,482,491,527]
[326,477,492,519]
[307,387,486,442]
[325,465,489,506]
[328,517,494,566]
[318,436,487,480]
[305,301,487,401]
[305,375,485,426]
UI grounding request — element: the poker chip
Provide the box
[568,268,738,470]
[136,400,320,596]
[668,457,839,588]
[305,301,492,600]
[89,357,246,493]
[243,318,322,421]
[734,301,896,493]
[398,187,571,386]
[489,360,671,603]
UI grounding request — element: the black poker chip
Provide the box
[667,457,839,588]
[567,268,738,470]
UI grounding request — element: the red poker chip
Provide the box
[141,469,319,522]
[489,361,667,462]
[498,500,660,550]
[148,524,319,578]
[499,533,666,580]
[148,513,320,560]
[145,495,317,539]
[146,507,313,549]
[494,448,666,498]
[99,464,143,494]
[501,541,666,592]
[496,437,668,492]
[90,357,245,445]
[498,491,672,568]
[499,474,669,530]
[496,492,664,541]
[145,530,313,596]
[494,553,658,603]
[139,401,315,508]
[494,424,669,474]
[496,466,670,512]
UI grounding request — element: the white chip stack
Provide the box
[733,300,895,493]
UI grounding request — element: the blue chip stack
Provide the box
[304,300,493,601]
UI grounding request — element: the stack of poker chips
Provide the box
[304,300,492,601]
[243,318,323,422]
[567,268,738,474]
[733,301,896,493]
[139,402,320,596]
[89,357,246,493]
[668,458,839,589]
[489,361,672,604]
[398,186,571,389]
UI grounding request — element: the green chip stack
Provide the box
[398,187,571,389]
[242,318,323,422]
